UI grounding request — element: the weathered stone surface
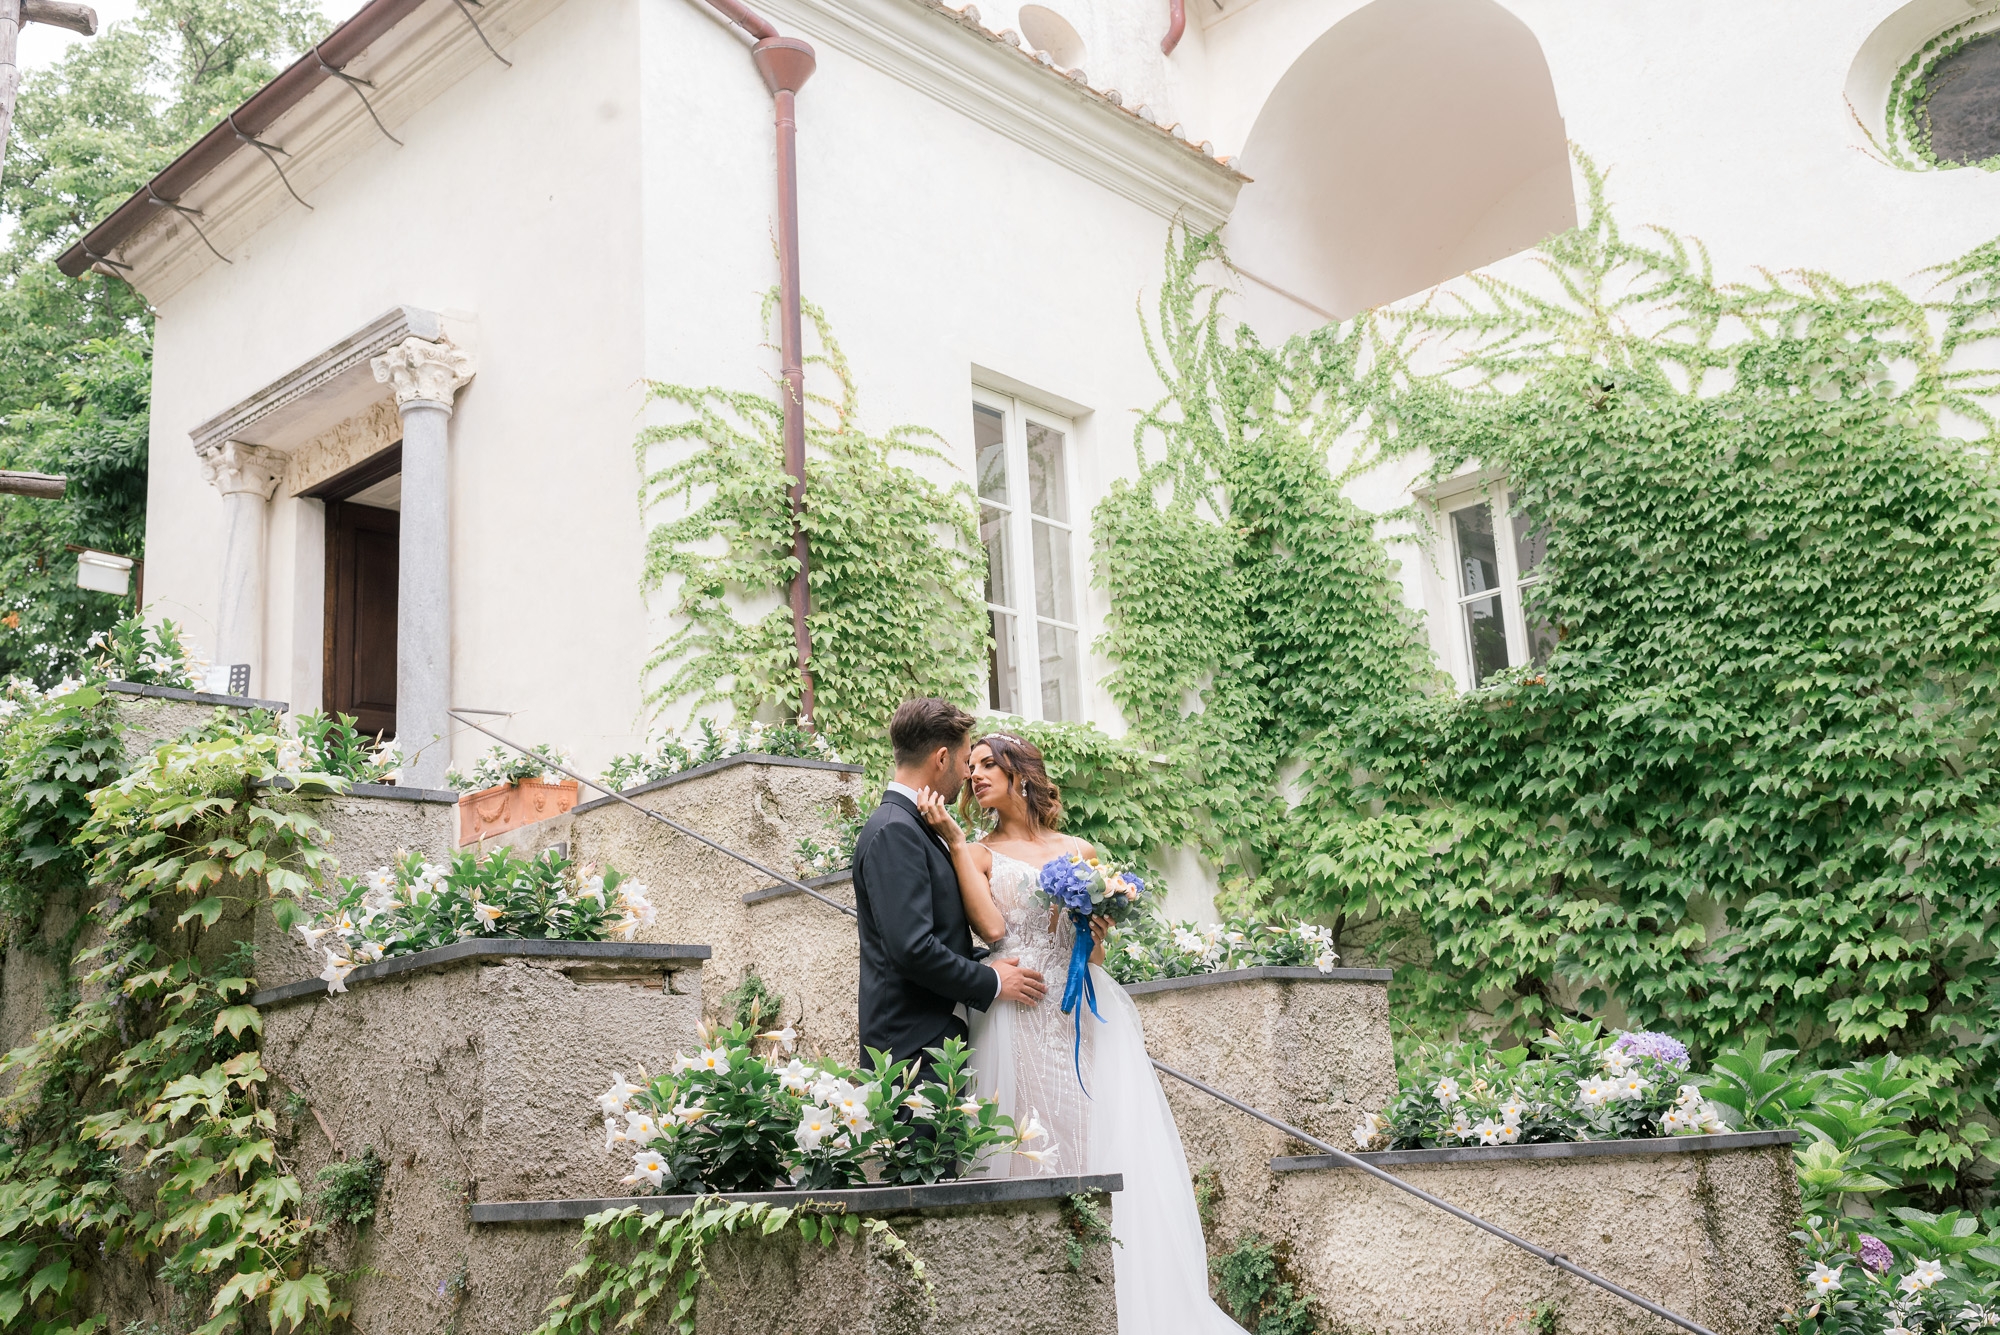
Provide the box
[446,1179,1120,1335]
[1269,1140,1802,1335]
[1129,971,1395,1245]
[501,755,867,1061]
[106,681,282,753]
[259,946,705,1207]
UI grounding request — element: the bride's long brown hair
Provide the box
[965,733,1064,832]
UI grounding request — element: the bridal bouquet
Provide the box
[295,847,654,993]
[1037,852,1151,1092]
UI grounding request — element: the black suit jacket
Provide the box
[853,790,999,1063]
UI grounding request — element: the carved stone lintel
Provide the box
[199,441,286,500]
[371,337,476,411]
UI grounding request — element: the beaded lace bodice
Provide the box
[981,846,1090,1176]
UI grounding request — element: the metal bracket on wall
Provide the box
[315,46,404,146]
[143,184,230,264]
[227,114,313,210]
[448,0,512,68]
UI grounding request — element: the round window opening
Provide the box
[1018,5,1086,69]
[1920,28,2000,166]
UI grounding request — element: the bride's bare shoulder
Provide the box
[960,840,996,872]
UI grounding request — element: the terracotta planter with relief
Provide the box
[457,778,579,845]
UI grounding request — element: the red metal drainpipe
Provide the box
[703,0,819,726]
[1161,0,1184,55]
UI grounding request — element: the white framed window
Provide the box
[973,391,1083,722]
[1443,488,1553,688]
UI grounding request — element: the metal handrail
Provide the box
[444,710,857,919]
[444,712,1714,1335]
[1148,1059,1718,1335]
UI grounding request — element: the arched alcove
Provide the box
[1225,0,1575,321]
[1846,0,2000,168]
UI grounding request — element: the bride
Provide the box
[914,733,1244,1335]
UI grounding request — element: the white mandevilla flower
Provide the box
[1661,1107,1691,1134]
[1498,1098,1526,1127]
[1015,1144,1060,1166]
[1432,1077,1460,1106]
[624,1111,660,1142]
[597,1072,641,1115]
[1602,1048,1634,1077]
[319,949,357,993]
[777,1059,814,1096]
[1494,1123,1520,1144]
[758,1025,798,1054]
[1899,1259,1945,1294]
[955,1098,981,1117]
[833,1087,872,1132]
[1808,1264,1843,1295]
[625,1149,668,1187]
[604,1117,631,1151]
[812,1073,852,1105]
[1474,1119,1504,1146]
[1016,1109,1049,1144]
[472,900,504,930]
[796,1107,835,1153]
[902,1092,938,1118]
[1352,1113,1389,1150]
[1616,1076,1649,1102]
[1172,927,1207,957]
[671,1098,709,1126]
[354,940,385,963]
[1449,1113,1474,1140]
[1576,1079,1615,1109]
[694,1047,731,1075]
[296,923,329,949]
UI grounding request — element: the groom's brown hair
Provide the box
[889,698,975,767]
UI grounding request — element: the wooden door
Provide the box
[324,501,399,738]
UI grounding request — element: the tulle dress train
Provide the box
[967,850,1243,1335]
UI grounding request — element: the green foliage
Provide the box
[603,717,841,793]
[1,0,329,682]
[291,710,395,782]
[85,617,199,688]
[444,741,571,792]
[720,969,784,1031]
[300,848,645,968]
[1211,1235,1320,1335]
[978,716,1188,862]
[0,716,347,1335]
[636,299,986,778]
[1098,154,2000,1206]
[314,1149,387,1229]
[1056,1192,1116,1272]
[528,1198,929,1335]
[0,681,119,946]
[1105,909,1336,984]
[611,1029,1015,1196]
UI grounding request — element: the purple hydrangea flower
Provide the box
[1858,1235,1893,1274]
[1612,1031,1691,1068]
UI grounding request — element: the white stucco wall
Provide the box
[138,0,2000,773]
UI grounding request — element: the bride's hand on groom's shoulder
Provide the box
[915,787,965,847]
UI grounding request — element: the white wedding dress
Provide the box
[967,849,1243,1335]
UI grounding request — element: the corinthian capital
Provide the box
[371,337,476,410]
[199,441,286,499]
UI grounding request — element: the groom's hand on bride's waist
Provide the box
[991,957,1047,1006]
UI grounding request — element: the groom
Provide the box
[853,698,1046,1075]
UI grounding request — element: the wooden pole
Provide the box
[0,471,67,499]
[1,0,20,171]
[0,0,96,180]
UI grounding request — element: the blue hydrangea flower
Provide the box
[1039,855,1097,915]
[1612,1031,1690,1068]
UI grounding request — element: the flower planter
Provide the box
[430,1174,1121,1335]
[1266,1132,1803,1335]
[1126,966,1395,1246]
[507,753,867,1057]
[458,776,580,845]
[254,939,709,1204]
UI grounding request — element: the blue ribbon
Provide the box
[1058,908,1103,1097]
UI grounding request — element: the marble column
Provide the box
[199,441,287,696]
[370,336,475,789]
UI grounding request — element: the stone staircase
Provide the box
[0,690,1802,1334]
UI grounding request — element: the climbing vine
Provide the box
[0,720,348,1333]
[1102,152,2000,1205]
[637,296,987,776]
